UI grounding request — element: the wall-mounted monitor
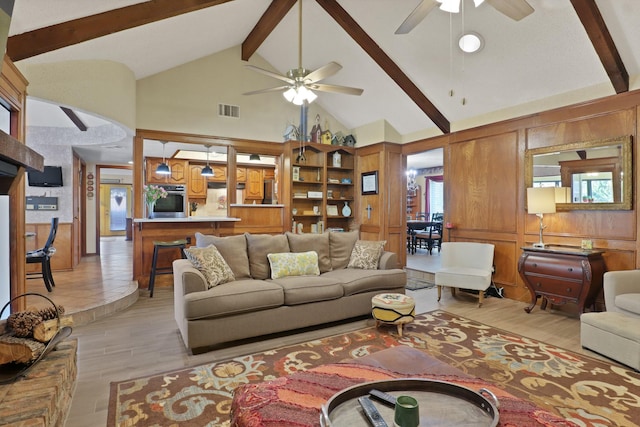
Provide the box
[27,166,63,187]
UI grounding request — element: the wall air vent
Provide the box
[218,103,240,118]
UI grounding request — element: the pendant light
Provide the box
[156,141,171,175]
[201,144,214,177]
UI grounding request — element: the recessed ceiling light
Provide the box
[458,32,484,53]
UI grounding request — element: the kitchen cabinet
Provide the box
[518,246,606,314]
[188,163,208,198]
[145,157,188,184]
[209,165,226,182]
[236,167,246,183]
[245,167,264,200]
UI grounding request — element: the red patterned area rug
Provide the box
[108,310,640,427]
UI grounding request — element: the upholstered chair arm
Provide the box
[378,251,398,270]
[173,259,208,295]
[603,270,640,312]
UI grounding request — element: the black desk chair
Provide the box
[26,217,59,292]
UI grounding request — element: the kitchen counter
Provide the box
[133,216,240,223]
[229,204,285,207]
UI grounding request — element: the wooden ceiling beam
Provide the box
[241,0,297,61]
[570,0,628,94]
[7,0,234,62]
[314,0,449,134]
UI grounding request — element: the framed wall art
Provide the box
[361,171,378,195]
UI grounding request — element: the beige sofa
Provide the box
[173,231,406,352]
[581,270,640,370]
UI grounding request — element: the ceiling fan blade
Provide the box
[245,65,294,84]
[304,62,342,83]
[310,83,363,96]
[395,0,439,35]
[243,85,291,96]
[486,0,534,21]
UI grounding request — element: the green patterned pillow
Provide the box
[347,240,386,270]
[184,244,235,289]
[267,251,320,279]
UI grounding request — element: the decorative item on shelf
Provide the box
[327,190,333,199]
[344,134,356,147]
[342,201,351,217]
[293,166,300,181]
[310,114,322,143]
[284,123,299,142]
[340,178,351,184]
[316,168,321,181]
[311,224,318,233]
[321,130,332,145]
[327,205,339,216]
[313,205,320,215]
[526,187,556,248]
[292,208,298,215]
[297,223,304,234]
[318,220,324,233]
[144,184,168,219]
[332,131,345,146]
[332,151,342,167]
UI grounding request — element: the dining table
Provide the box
[407,220,442,254]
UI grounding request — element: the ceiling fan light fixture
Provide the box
[283,87,297,103]
[459,32,484,53]
[290,85,317,105]
[438,0,460,13]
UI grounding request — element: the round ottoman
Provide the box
[372,293,416,336]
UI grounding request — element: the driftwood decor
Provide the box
[0,293,72,383]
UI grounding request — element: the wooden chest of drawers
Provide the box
[518,246,606,314]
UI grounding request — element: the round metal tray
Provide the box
[320,378,499,427]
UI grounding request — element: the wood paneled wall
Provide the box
[397,89,640,303]
[25,222,74,272]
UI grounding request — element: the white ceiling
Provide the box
[10,0,640,168]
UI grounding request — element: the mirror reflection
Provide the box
[526,136,632,210]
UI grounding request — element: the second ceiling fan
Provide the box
[396,0,534,34]
[244,0,363,105]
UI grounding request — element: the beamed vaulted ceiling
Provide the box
[7,0,640,163]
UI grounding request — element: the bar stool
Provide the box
[148,239,187,297]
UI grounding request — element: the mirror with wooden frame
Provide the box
[525,135,632,211]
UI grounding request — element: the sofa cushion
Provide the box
[329,230,359,270]
[267,251,320,279]
[184,279,284,319]
[269,276,344,305]
[195,232,251,279]
[615,293,640,315]
[183,245,235,288]
[347,240,386,269]
[322,268,406,296]
[286,232,331,273]
[245,233,290,279]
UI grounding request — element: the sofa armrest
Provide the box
[604,270,640,313]
[173,259,208,295]
[378,251,399,270]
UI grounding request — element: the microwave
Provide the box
[153,185,187,218]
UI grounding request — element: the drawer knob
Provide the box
[567,267,573,272]
[535,282,541,288]
[566,288,572,293]
[532,263,538,267]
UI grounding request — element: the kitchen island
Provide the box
[132,204,285,290]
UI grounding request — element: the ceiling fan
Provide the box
[243,0,363,105]
[395,0,534,34]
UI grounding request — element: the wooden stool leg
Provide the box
[148,245,160,298]
[397,323,403,336]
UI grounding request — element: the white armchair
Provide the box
[435,242,495,307]
[602,270,640,318]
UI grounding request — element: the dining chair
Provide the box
[26,217,59,292]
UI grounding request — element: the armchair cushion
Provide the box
[615,294,640,316]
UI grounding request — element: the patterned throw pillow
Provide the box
[347,240,387,270]
[184,245,235,289]
[267,251,320,279]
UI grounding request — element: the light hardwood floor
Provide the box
[38,239,609,427]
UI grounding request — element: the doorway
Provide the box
[406,148,444,221]
[100,184,132,236]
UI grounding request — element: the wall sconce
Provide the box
[201,144,214,177]
[527,187,556,248]
[156,141,171,175]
